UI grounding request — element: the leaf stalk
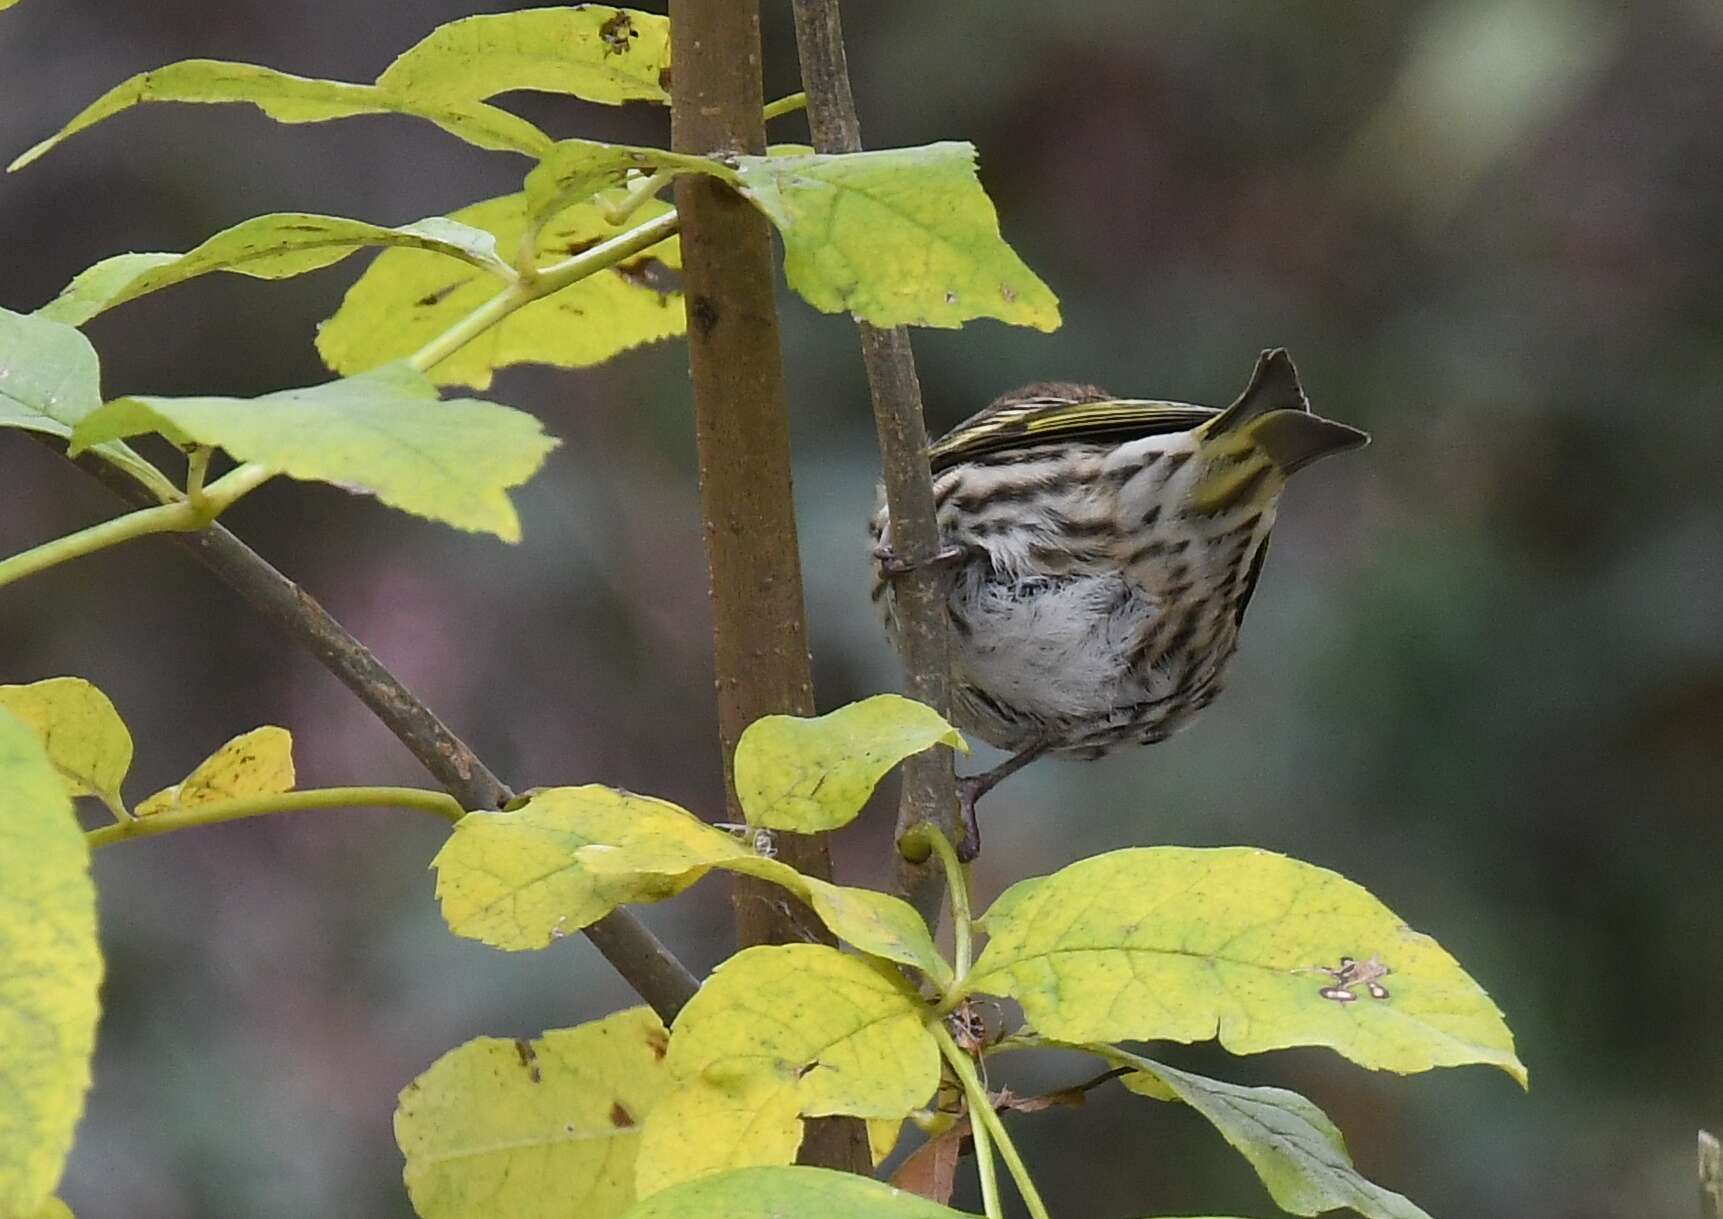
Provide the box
[86,785,464,849]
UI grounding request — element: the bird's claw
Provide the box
[873,543,964,578]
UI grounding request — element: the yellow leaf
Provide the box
[432,786,710,950]
[635,1073,804,1197]
[136,725,294,817]
[868,1118,902,1167]
[733,695,965,833]
[969,847,1526,1084]
[732,144,1062,332]
[0,711,102,1217]
[0,677,133,812]
[69,364,557,543]
[28,1199,76,1219]
[377,6,673,107]
[397,1007,673,1219]
[317,193,684,390]
[666,945,939,1120]
[572,823,950,987]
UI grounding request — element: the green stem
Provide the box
[0,500,203,589]
[409,208,682,375]
[935,1022,1052,1219]
[604,169,673,226]
[196,460,275,514]
[762,90,808,122]
[86,785,465,849]
[935,1022,1004,1219]
[913,824,973,985]
[184,446,212,501]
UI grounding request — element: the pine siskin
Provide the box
[871,349,1367,853]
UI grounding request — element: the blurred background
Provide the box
[3,1,1721,1215]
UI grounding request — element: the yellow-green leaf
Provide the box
[734,694,965,833]
[635,1072,804,1197]
[731,144,1061,331]
[0,677,133,813]
[0,307,176,497]
[317,193,684,390]
[0,710,102,1217]
[523,139,720,236]
[571,813,949,986]
[397,1007,673,1219]
[666,944,939,1120]
[37,214,512,327]
[69,363,557,541]
[28,1198,75,1219]
[377,7,672,107]
[969,848,1526,1084]
[8,60,549,171]
[135,725,294,818]
[433,786,707,950]
[1106,1047,1433,1219]
[623,1166,979,1219]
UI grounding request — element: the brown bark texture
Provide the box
[790,0,963,929]
[669,0,871,1177]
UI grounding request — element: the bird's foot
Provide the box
[954,774,986,862]
[873,542,964,578]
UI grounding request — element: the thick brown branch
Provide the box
[35,435,701,1024]
[670,0,868,1175]
[790,0,962,930]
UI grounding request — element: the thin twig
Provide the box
[29,432,702,1024]
[790,0,962,932]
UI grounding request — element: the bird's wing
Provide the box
[929,398,1216,474]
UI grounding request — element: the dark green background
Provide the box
[3,3,1720,1216]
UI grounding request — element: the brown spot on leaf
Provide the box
[598,11,636,55]
[609,1101,635,1128]
[514,1038,542,1083]
[644,1028,668,1059]
[416,279,470,308]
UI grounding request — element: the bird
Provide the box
[869,349,1367,856]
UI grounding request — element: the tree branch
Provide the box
[790,0,962,931]
[32,433,702,1024]
[670,0,869,1175]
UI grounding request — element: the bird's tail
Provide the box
[1205,349,1368,475]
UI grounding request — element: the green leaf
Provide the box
[317,193,684,390]
[37,214,513,327]
[1105,1048,1433,1219]
[0,677,133,813]
[0,710,102,1218]
[28,1199,76,1219]
[0,306,175,496]
[636,947,939,1194]
[134,725,294,818]
[9,60,550,171]
[396,1007,672,1219]
[623,1166,979,1219]
[69,362,557,541]
[377,6,672,107]
[969,847,1526,1084]
[731,144,1061,331]
[733,694,966,833]
[666,944,938,1119]
[433,786,709,950]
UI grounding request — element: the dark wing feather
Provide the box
[930,397,1217,474]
